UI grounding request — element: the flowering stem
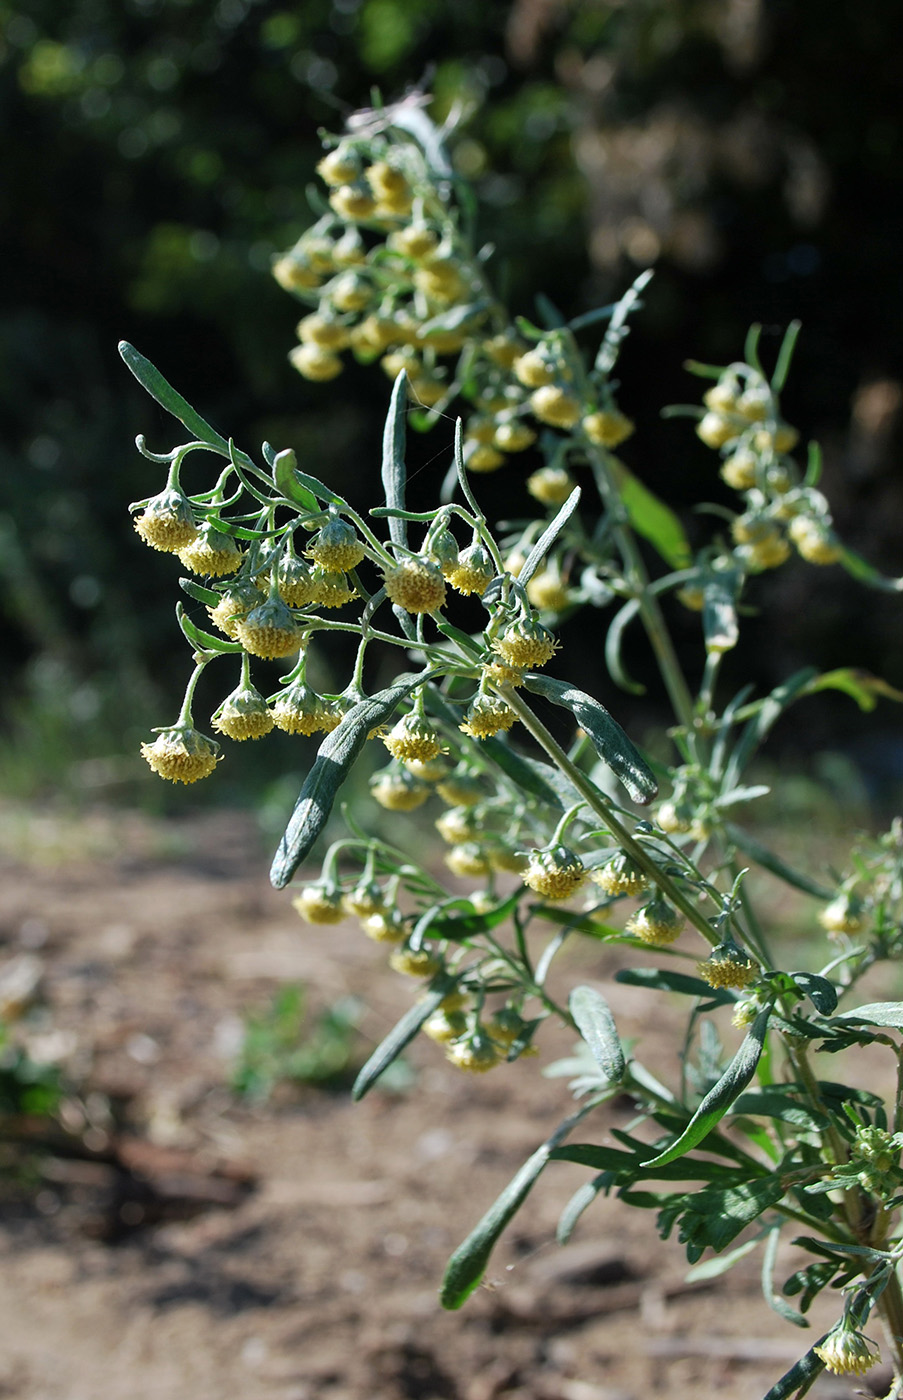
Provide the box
[496,685,719,946]
[176,659,209,728]
[585,445,697,735]
[550,803,585,847]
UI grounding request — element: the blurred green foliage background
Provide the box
[3,0,902,808]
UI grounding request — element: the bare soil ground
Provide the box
[0,805,887,1400]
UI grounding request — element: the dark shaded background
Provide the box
[3,0,902,806]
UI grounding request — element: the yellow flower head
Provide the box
[310,567,358,609]
[273,555,319,608]
[435,806,480,846]
[626,898,685,946]
[342,881,385,919]
[270,681,335,736]
[445,842,492,878]
[388,223,441,260]
[288,343,344,382]
[306,518,366,573]
[819,892,866,937]
[814,1327,879,1377]
[492,617,558,669]
[446,1031,501,1073]
[236,597,305,659]
[720,449,758,491]
[361,910,406,943]
[446,542,496,597]
[328,183,376,222]
[382,557,447,614]
[513,349,555,388]
[140,727,220,784]
[211,684,274,741]
[523,846,585,901]
[293,884,345,925]
[436,773,484,807]
[389,947,442,978]
[789,515,842,565]
[493,420,536,453]
[177,521,242,577]
[133,489,198,554]
[382,712,444,764]
[582,408,635,448]
[696,411,739,450]
[459,694,517,740]
[370,766,430,811]
[316,145,360,186]
[207,581,265,638]
[481,659,526,688]
[697,944,760,991]
[527,466,576,506]
[590,853,650,898]
[423,1009,468,1044]
[296,312,351,351]
[526,570,572,612]
[530,385,582,430]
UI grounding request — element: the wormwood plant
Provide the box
[120,99,903,1398]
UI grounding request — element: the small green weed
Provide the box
[231,986,364,1101]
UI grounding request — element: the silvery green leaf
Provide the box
[523,675,657,804]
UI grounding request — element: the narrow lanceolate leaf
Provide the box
[179,577,223,607]
[523,675,658,805]
[723,823,834,900]
[119,341,229,451]
[642,1009,771,1168]
[517,488,581,587]
[270,675,426,889]
[607,459,692,570]
[381,371,408,549]
[440,1111,583,1310]
[556,1174,609,1244]
[176,603,243,653]
[831,1002,903,1030]
[614,967,735,1006]
[569,986,626,1085]
[761,1344,826,1400]
[594,268,653,375]
[352,980,453,1102]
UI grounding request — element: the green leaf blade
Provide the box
[381,371,408,550]
[523,675,657,805]
[569,985,626,1085]
[642,1009,771,1168]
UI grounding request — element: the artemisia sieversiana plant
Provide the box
[121,97,903,1400]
